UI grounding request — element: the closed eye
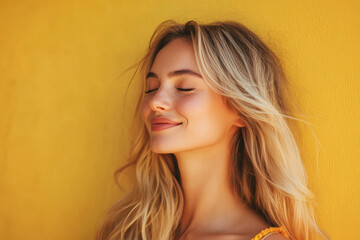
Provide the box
[177,88,194,92]
[144,89,157,94]
[144,88,194,94]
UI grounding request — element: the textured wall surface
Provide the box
[0,0,359,239]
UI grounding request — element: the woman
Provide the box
[96,20,329,240]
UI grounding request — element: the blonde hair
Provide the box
[96,20,329,240]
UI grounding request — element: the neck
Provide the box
[174,130,252,235]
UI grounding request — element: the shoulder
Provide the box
[227,232,289,240]
[263,233,289,240]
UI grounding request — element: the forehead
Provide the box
[150,38,200,75]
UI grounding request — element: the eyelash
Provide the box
[144,88,194,94]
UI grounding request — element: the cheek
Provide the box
[177,93,230,134]
[177,94,207,117]
[177,93,217,126]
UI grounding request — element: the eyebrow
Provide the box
[146,69,203,80]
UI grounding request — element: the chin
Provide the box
[151,149,174,154]
[150,145,174,154]
[149,138,181,154]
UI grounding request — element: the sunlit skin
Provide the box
[140,38,288,240]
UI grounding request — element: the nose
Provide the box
[148,86,172,112]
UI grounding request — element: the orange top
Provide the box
[251,227,289,240]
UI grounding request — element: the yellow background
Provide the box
[1,1,359,239]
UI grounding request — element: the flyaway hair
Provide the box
[96,20,329,240]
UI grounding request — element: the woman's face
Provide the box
[141,37,244,154]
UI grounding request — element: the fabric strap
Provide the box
[261,232,276,240]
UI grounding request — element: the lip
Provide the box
[150,117,181,125]
[150,117,182,132]
[151,123,182,131]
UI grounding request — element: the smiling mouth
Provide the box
[151,123,182,131]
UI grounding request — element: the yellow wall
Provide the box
[1,1,359,239]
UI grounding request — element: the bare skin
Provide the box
[141,38,287,240]
[175,131,270,240]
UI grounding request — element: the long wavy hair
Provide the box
[96,20,329,240]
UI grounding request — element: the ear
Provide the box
[234,118,246,128]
